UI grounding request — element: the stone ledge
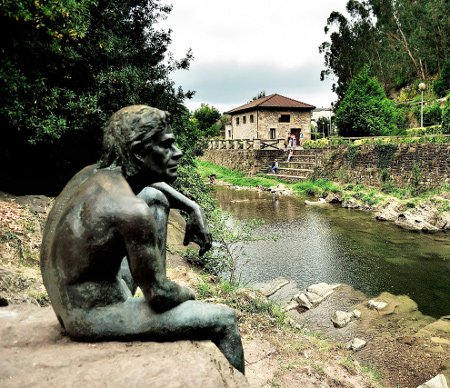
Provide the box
[0,305,248,388]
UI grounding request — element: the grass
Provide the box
[197,160,280,188]
[197,160,341,196]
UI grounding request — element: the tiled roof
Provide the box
[225,94,316,114]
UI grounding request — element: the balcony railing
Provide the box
[207,139,285,150]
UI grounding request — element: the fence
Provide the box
[208,138,285,150]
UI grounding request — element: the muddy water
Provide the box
[213,186,450,318]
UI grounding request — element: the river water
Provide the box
[213,186,450,318]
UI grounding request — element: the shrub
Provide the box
[334,67,399,137]
[414,102,442,127]
[442,95,450,134]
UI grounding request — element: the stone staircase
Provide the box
[260,149,320,181]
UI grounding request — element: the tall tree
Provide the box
[320,0,450,98]
[334,67,399,136]
[0,0,193,195]
[192,104,222,137]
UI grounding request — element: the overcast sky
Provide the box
[159,0,348,113]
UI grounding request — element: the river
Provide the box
[213,186,450,318]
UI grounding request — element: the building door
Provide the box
[290,128,302,144]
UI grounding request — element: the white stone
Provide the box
[331,310,353,328]
[417,374,449,388]
[368,300,388,310]
[258,277,290,297]
[307,282,338,298]
[305,291,324,305]
[283,301,299,312]
[295,293,313,309]
[347,338,367,351]
[352,309,362,319]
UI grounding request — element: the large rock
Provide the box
[417,374,449,388]
[331,310,353,328]
[0,305,248,388]
[395,212,440,232]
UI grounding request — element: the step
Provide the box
[267,174,310,180]
[278,168,314,173]
[279,162,316,168]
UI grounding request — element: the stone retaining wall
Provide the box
[202,144,450,189]
[201,149,285,175]
[315,143,450,189]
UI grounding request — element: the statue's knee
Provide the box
[216,305,238,329]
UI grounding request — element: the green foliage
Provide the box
[346,145,359,167]
[442,95,450,134]
[411,160,421,193]
[321,0,450,95]
[251,91,266,101]
[413,102,443,127]
[303,138,330,149]
[316,117,331,137]
[334,67,399,137]
[197,161,281,188]
[434,60,450,97]
[1,0,193,195]
[184,213,262,281]
[406,125,442,136]
[192,103,223,138]
[374,143,397,169]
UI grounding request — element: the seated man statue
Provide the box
[40,105,245,374]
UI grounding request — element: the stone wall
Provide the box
[201,149,285,175]
[202,144,450,190]
[315,143,450,189]
[257,110,311,141]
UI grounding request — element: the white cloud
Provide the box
[159,0,348,111]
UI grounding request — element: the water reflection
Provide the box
[214,186,450,318]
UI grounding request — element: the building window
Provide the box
[269,128,276,139]
[250,114,254,123]
[243,115,246,124]
[279,114,290,123]
[236,117,239,125]
[228,130,231,138]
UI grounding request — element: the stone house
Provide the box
[224,93,315,145]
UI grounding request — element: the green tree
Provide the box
[334,67,399,136]
[321,0,450,96]
[434,60,450,97]
[251,91,266,101]
[442,95,450,134]
[1,0,193,195]
[192,104,222,137]
[317,117,331,137]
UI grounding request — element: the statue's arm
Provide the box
[147,182,212,256]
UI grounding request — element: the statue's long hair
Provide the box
[98,105,170,178]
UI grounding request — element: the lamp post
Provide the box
[419,82,426,128]
[329,103,333,136]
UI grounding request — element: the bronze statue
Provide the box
[40,105,245,374]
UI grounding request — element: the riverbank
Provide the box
[197,161,450,233]
[0,191,383,387]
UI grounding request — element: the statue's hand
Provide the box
[183,205,212,256]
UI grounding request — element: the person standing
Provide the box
[299,129,304,148]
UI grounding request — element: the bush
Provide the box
[414,102,442,127]
[334,67,399,137]
[442,95,450,134]
[434,60,450,97]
